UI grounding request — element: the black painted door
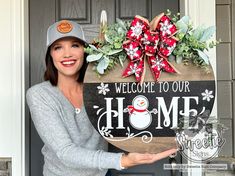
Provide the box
[28,0,180,176]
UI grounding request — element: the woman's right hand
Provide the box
[120,148,177,169]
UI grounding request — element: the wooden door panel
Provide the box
[152,0,179,17]
[30,0,56,85]
[56,0,91,23]
[116,0,151,19]
[29,1,56,175]
[91,0,116,24]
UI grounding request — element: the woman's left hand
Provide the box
[120,148,178,168]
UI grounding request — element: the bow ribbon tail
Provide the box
[147,56,161,81]
[167,58,181,74]
[140,56,146,84]
[166,60,181,74]
[148,55,179,81]
[122,59,145,83]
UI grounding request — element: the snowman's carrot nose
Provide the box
[140,101,145,105]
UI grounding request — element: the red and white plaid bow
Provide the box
[122,13,178,83]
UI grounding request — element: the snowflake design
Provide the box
[151,59,165,71]
[141,33,151,45]
[130,22,143,38]
[167,43,176,53]
[160,20,173,36]
[97,82,110,95]
[153,39,159,49]
[201,89,214,102]
[125,44,139,60]
[127,63,141,78]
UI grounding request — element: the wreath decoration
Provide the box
[85,10,218,83]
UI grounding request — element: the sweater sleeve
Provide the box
[26,86,123,170]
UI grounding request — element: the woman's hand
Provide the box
[121,148,178,169]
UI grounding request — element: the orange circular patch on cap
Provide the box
[57,20,73,33]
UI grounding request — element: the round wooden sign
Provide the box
[83,60,215,153]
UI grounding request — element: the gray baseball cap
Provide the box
[46,20,86,47]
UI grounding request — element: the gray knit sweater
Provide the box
[26,81,123,176]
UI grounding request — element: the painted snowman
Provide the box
[126,95,156,130]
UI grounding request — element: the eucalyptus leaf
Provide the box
[97,48,106,54]
[195,49,209,64]
[118,27,125,34]
[89,44,99,51]
[97,56,110,74]
[188,30,193,35]
[114,42,122,49]
[199,26,216,42]
[101,46,110,54]
[176,16,189,34]
[84,47,92,54]
[104,34,113,44]
[116,18,126,30]
[192,25,205,40]
[86,53,103,62]
[118,54,126,67]
[107,49,123,55]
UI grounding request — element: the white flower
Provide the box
[130,22,143,38]
[97,82,110,95]
[201,89,214,102]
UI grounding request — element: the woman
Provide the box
[26,20,177,176]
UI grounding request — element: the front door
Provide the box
[28,0,180,176]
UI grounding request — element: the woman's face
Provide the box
[50,37,84,79]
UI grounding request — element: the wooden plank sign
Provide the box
[83,60,215,153]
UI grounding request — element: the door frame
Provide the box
[15,0,216,176]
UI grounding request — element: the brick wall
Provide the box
[0,158,11,176]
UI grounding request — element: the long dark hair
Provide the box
[44,41,88,86]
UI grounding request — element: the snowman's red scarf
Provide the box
[127,105,146,114]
